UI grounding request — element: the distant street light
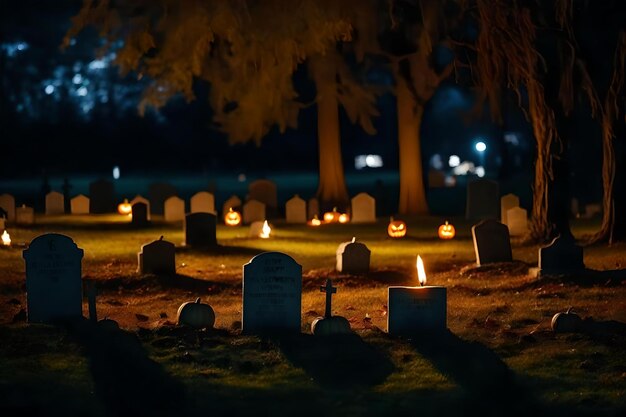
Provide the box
[475,141,487,152]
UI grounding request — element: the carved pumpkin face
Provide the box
[117,199,132,215]
[438,221,455,239]
[323,207,340,223]
[338,213,350,224]
[224,208,242,226]
[388,219,407,238]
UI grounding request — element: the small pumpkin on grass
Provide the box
[177,298,215,329]
[551,308,582,333]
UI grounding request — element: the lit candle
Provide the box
[259,220,271,239]
[1,230,10,246]
[387,255,447,335]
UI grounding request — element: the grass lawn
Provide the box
[0,214,625,417]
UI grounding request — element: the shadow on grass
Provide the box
[175,244,263,256]
[274,332,394,390]
[91,272,240,293]
[67,318,187,417]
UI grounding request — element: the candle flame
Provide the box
[309,215,321,226]
[417,255,426,286]
[352,236,356,243]
[1,230,10,246]
[259,220,271,239]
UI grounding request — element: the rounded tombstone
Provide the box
[311,316,352,336]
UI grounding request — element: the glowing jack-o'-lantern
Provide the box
[338,213,350,224]
[308,215,322,226]
[323,207,341,223]
[387,217,407,238]
[224,207,242,226]
[117,199,132,215]
[438,221,455,239]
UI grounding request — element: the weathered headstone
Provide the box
[45,191,65,215]
[242,252,302,334]
[138,236,176,275]
[471,219,512,265]
[0,217,4,231]
[507,206,528,236]
[131,202,150,227]
[190,191,215,214]
[248,179,277,211]
[307,197,319,220]
[70,194,90,215]
[350,192,376,223]
[0,193,16,222]
[148,182,178,215]
[16,204,35,225]
[23,233,84,323]
[222,195,242,218]
[89,178,115,214]
[243,199,266,224]
[164,196,185,222]
[466,179,499,220]
[285,195,307,223]
[184,212,217,247]
[500,193,520,224]
[538,235,584,275]
[130,195,151,220]
[336,238,371,274]
[428,169,446,188]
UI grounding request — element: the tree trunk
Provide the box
[311,54,349,212]
[396,76,429,216]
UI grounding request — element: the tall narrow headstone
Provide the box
[466,179,499,220]
[184,212,217,247]
[507,207,528,236]
[190,191,215,214]
[0,194,16,222]
[500,193,520,225]
[164,196,185,222]
[336,239,371,274]
[243,199,266,224]
[23,233,84,323]
[285,195,307,223]
[138,237,176,275]
[45,191,65,215]
[242,252,302,334]
[131,202,150,227]
[89,178,115,214]
[471,219,512,265]
[16,204,35,225]
[351,193,376,223]
[131,195,151,220]
[307,197,319,220]
[148,182,178,215]
[70,194,90,215]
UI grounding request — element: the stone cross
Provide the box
[320,278,337,318]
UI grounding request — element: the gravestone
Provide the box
[507,206,528,236]
[89,178,115,214]
[285,195,307,223]
[131,195,151,220]
[307,197,319,220]
[466,179,500,220]
[184,212,217,247]
[164,196,185,222]
[190,191,215,214]
[138,236,176,275]
[16,204,35,225]
[500,193,520,224]
[70,194,90,215]
[148,182,178,215]
[428,169,446,188]
[350,193,376,223]
[242,252,302,334]
[0,217,4,231]
[243,199,266,224]
[131,202,150,227]
[222,195,242,217]
[248,179,278,215]
[336,238,371,274]
[45,191,65,215]
[539,235,584,275]
[0,193,16,222]
[471,219,512,265]
[23,233,84,323]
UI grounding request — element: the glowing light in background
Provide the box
[72,73,83,84]
[112,166,120,179]
[475,166,485,177]
[44,85,55,95]
[355,155,384,170]
[77,86,88,96]
[475,141,487,152]
[448,155,460,167]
